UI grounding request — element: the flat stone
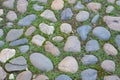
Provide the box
[16,71,32,80]
[6,11,17,21]
[0,48,16,63]
[6,29,24,42]
[58,56,78,73]
[60,23,72,34]
[33,4,44,11]
[77,25,92,41]
[81,68,97,80]
[31,34,46,46]
[93,26,111,40]
[61,8,73,20]
[25,26,36,36]
[0,41,5,47]
[104,75,120,80]
[30,53,53,72]
[0,29,4,37]
[74,1,85,10]
[9,38,28,46]
[51,0,64,10]
[52,36,64,42]
[18,14,36,26]
[19,45,29,53]
[55,74,72,80]
[41,10,57,22]
[64,36,81,52]
[34,74,49,80]
[85,40,100,52]
[2,0,15,9]
[91,14,100,24]
[44,41,60,56]
[0,66,7,80]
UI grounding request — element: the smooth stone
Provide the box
[41,10,57,22]
[0,48,16,63]
[103,43,118,56]
[76,11,89,22]
[19,45,29,53]
[116,0,120,6]
[104,75,120,80]
[25,26,36,36]
[51,0,64,10]
[67,0,76,4]
[115,35,120,49]
[101,60,115,72]
[91,14,100,24]
[85,40,100,52]
[9,38,28,46]
[52,36,64,42]
[16,71,32,80]
[103,16,120,31]
[77,25,92,41]
[0,41,5,47]
[2,0,15,9]
[31,34,46,46]
[58,56,78,73]
[0,66,7,80]
[64,36,81,52]
[81,68,97,80]
[39,23,54,35]
[81,55,98,65]
[93,27,111,40]
[0,29,4,37]
[33,4,44,11]
[6,11,17,21]
[87,2,101,12]
[74,1,85,10]
[61,8,73,20]
[6,29,23,42]
[34,74,49,80]
[55,74,72,80]
[30,53,53,72]
[107,0,115,4]
[60,23,72,34]
[18,14,36,26]
[0,9,4,16]
[106,6,114,13]
[17,0,28,13]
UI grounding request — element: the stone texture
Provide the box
[25,26,36,36]
[0,66,7,80]
[51,0,64,10]
[104,75,120,80]
[60,23,72,34]
[2,0,15,9]
[34,75,49,80]
[55,74,72,80]
[6,11,17,21]
[64,36,81,52]
[19,45,29,53]
[58,56,78,73]
[30,53,53,72]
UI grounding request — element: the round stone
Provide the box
[51,0,64,10]
[60,23,72,34]
[6,11,17,21]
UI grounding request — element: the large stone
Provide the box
[30,53,53,72]
[51,0,64,10]
[58,56,78,73]
[6,11,17,21]
[0,66,7,80]
[104,75,120,80]
[25,26,36,36]
[41,10,57,22]
[18,14,36,26]
[0,48,16,63]
[55,74,72,80]
[64,36,81,52]
[2,0,15,9]
[60,23,72,34]
[6,29,23,42]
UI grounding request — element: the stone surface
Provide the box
[101,60,115,72]
[0,29,4,37]
[55,74,72,80]
[41,10,57,22]
[19,45,29,53]
[9,38,28,46]
[0,48,16,63]
[58,56,78,73]
[85,40,100,52]
[81,68,97,80]
[17,0,28,13]
[74,1,85,10]
[77,25,91,41]
[6,11,17,21]
[31,34,46,46]
[103,43,118,56]
[25,26,36,36]
[44,41,60,56]
[106,6,114,13]
[34,74,49,80]
[81,55,98,65]
[115,35,120,49]
[39,23,54,35]
[0,66,7,80]
[64,36,81,52]
[104,75,120,80]
[18,14,36,26]
[61,8,73,20]
[2,0,15,9]
[76,11,89,22]
[91,14,100,24]
[67,0,76,4]
[6,29,23,42]
[0,41,5,47]
[93,26,111,40]
[52,36,64,42]
[51,0,64,10]
[30,53,53,72]
[103,16,120,31]
[60,23,72,34]
[33,4,44,11]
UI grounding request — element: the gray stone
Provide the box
[0,66,7,80]
[77,25,92,41]
[91,14,100,24]
[106,6,114,13]
[81,68,97,80]
[64,36,81,52]
[55,74,72,80]
[81,55,98,65]
[6,29,23,42]
[30,53,53,72]
[61,8,73,20]
[104,75,120,80]
[25,26,36,36]
[6,11,17,21]
[19,45,29,53]
[33,4,44,11]
[60,23,72,34]
[115,35,120,49]
[93,26,111,40]
[0,29,4,37]
[9,38,28,46]
[18,14,36,26]
[85,40,100,52]
[0,41,5,47]
[74,1,85,10]
[2,0,15,9]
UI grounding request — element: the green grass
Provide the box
[0,0,120,80]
